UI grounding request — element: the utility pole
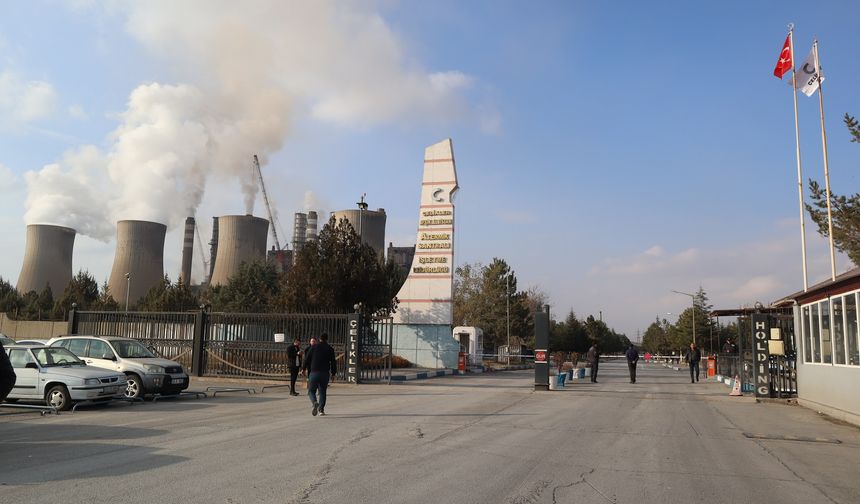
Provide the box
[124,273,131,312]
[506,275,511,366]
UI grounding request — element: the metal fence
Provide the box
[359,317,393,383]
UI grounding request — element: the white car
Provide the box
[4,345,127,411]
[49,335,190,399]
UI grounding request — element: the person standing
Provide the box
[286,337,302,396]
[302,333,337,416]
[586,342,600,383]
[625,344,639,383]
[685,343,702,383]
[0,341,17,403]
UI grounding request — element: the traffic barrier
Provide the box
[729,376,743,396]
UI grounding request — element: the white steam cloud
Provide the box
[24,1,482,237]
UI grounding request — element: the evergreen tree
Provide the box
[53,270,100,317]
[209,261,280,313]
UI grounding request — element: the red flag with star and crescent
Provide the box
[773,35,792,78]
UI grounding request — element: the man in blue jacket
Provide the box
[625,344,639,383]
[302,332,337,416]
[684,343,702,383]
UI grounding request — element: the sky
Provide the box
[0,0,858,340]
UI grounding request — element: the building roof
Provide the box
[772,267,860,306]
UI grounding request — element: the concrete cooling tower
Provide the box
[331,208,386,259]
[209,215,269,287]
[108,220,167,306]
[16,224,76,295]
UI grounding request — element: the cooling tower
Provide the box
[306,211,318,242]
[108,220,167,306]
[209,215,269,286]
[179,216,195,285]
[331,208,386,259]
[16,224,76,295]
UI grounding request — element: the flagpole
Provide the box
[788,26,809,291]
[813,39,837,281]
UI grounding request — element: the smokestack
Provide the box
[209,215,269,286]
[292,212,307,264]
[108,220,167,306]
[16,224,76,295]
[179,216,195,286]
[209,216,219,282]
[306,211,318,242]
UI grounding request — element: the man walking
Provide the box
[587,342,599,383]
[0,341,17,403]
[625,343,639,383]
[684,343,702,383]
[303,333,337,416]
[286,337,302,396]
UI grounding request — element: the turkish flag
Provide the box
[773,35,793,79]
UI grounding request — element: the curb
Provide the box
[391,369,463,381]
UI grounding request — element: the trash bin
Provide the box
[707,357,716,377]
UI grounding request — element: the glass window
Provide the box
[847,293,859,366]
[821,300,832,364]
[8,348,35,368]
[88,340,114,360]
[811,303,821,362]
[66,339,88,357]
[832,297,846,365]
[803,305,812,363]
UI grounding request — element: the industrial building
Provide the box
[387,243,415,277]
[108,220,167,306]
[16,224,76,296]
[209,214,269,286]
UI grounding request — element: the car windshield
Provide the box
[32,347,85,367]
[113,340,157,358]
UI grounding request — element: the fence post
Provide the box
[347,312,361,384]
[192,307,207,377]
[67,304,78,335]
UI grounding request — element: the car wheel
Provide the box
[46,385,72,411]
[124,374,144,399]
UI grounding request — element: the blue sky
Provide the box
[0,1,857,339]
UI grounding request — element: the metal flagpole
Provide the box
[813,39,837,281]
[788,25,809,291]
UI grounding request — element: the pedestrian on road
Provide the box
[684,343,702,383]
[0,341,17,403]
[587,342,599,383]
[722,338,736,355]
[302,333,337,416]
[286,337,302,396]
[625,344,639,383]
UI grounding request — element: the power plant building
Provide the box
[16,224,76,296]
[209,215,269,286]
[331,208,386,260]
[108,220,167,306]
[387,242,415,277]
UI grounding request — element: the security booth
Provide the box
[452,326,483,369]
[710,306,796,398]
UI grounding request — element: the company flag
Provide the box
[794,46,824,96]
[773,35,792,78]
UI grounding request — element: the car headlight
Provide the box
[143,364,165,373]
[84,378,101,385]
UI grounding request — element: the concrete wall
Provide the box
[797,362,860,426]
[392,323,458,369]
[0,313,68,341]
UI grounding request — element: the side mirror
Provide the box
[25,362,38,369]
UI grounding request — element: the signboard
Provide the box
[535,350,547,363]
[347,315,360,384]
[751,314,771,398]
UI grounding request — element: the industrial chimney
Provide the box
[16,224,76,295]
[306,211,318,242]
[209,215,269,286]
[108,220,167,307]
[179,217,195,286]
[292,212,307,252]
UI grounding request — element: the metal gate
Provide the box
[359,316,393,383]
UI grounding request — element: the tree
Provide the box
[804,113,860,265]
[93,281,120,311]
[208,261,280,313]
[0,277,23,318]
[54,270,100,317]
[20,285,54,320]
[279,216,401,315]
[139,275,201,312]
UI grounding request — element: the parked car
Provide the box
[3,345,127,411]
[0,334,15,346]
[15,339,49,346]
[48,335,189,399]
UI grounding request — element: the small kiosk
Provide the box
[452,326,483,369]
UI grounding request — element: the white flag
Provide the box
[795,47,824,97]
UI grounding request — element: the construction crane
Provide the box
[253,154,283,250]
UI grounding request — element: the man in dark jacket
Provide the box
[684,343,702,383]
[586,342,599,383]
[0,341,17,403]
[286,337,302,396]
[625,344,639,383]
[302,333,337,416]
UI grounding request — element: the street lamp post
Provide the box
[124,273,131,312]
[506,275,511,366]
[671,290,696,346]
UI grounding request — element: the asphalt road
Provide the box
[2,361,859,503]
